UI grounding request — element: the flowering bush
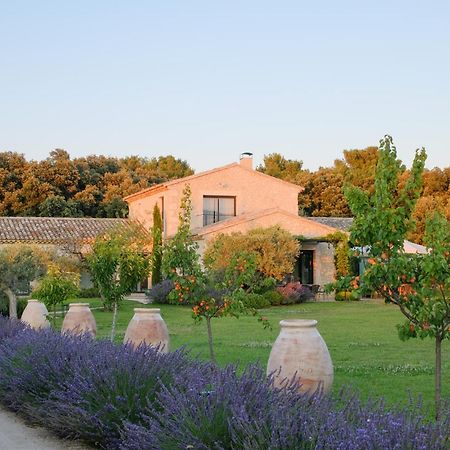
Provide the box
[145,279,174,304]
[276,281,314,304]
[0,315,26,340]
[0,318,448,449]
[35,344,200,448]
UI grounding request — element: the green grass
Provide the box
[55,298,449,409]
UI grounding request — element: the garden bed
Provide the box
[0,316,448,449]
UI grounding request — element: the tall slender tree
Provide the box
[151,204,163,285]
[344,135,449,419]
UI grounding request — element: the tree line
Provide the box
[0,147,448,243]
[0,150,193,218]
[257,148,450,244]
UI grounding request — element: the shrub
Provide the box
[77,287,100,298]
[145,279,174,304]
[0,328,97,413]
[241,293,271,309]
[32,266,80,314]
[203,226,300,281]
[276,281,314,304]
[37,345,201,448]
[0,315,26,341]
[121,368,450,450]
[335,290,360,301]
[0,318,448,450]
[121,365,279,450]
[263,289,284,306]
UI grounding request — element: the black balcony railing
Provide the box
[203,212,235,226]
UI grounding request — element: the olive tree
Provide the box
[0,245,46,318]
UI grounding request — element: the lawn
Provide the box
[55,298,449,410]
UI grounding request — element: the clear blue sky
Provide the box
[1,1,449,172]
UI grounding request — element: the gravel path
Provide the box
[0,407,88,450]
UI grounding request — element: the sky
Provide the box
[1,1,449,172]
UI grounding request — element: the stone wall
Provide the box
[301,242,336,286]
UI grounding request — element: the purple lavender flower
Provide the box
[0,317,448,450]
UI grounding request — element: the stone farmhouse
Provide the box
[0,154,426,293]
[125,154,342,287]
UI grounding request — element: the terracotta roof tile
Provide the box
[0,217,134,244]
[308,217,354,231]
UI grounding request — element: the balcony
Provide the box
[202,212,235,227]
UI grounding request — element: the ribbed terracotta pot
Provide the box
[124,308,169,352]
[21,299,50,330]
[267,319,333,395]
[61,303,96,337]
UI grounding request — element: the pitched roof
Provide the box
[308,217,354,231]
[0,217,133,244]
[123,163,303,202]
[310,217,426,253]
[193,208,340,239]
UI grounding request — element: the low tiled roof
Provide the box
[308,217,354,231]
[193,208,340,239]
[310,217,426,253]
[0,217,133,244]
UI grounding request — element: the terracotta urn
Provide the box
[21,299,50,330]
[267,319,333,395]
[124,308,170,352]
[61,303,96,337]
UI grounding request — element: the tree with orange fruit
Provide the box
[192,251,270,363]
[344,135,449,419]
[162,184,204,304]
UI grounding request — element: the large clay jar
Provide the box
[267,319,333,395]
[124,308,169,353]
[61,303,96,337]
[21,299,50,330]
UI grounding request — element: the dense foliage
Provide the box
[343,135,450,418]
[87,223,151,340]
[0,244,46,318]
[257,149,450,243]
[1,148,447,243]
[32,265,80,317]
[203,226,300,281]
[0,317,448,449]
[0,150,193,218]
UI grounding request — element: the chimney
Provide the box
[239,152,253,170]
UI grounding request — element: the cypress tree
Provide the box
[151,204,163,285]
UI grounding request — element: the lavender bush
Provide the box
[0,315,26,340]
[0,327,98,413]
[36,344,204,448]
[0,318,448,449]
[145,279,174,304]
[121,365,278,449]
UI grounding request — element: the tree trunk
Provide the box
[206,316,216,364]
[110,301,118,342]
[435,336,442,420]
[5,288,18,319]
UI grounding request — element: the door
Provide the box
[298,250,314,284]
